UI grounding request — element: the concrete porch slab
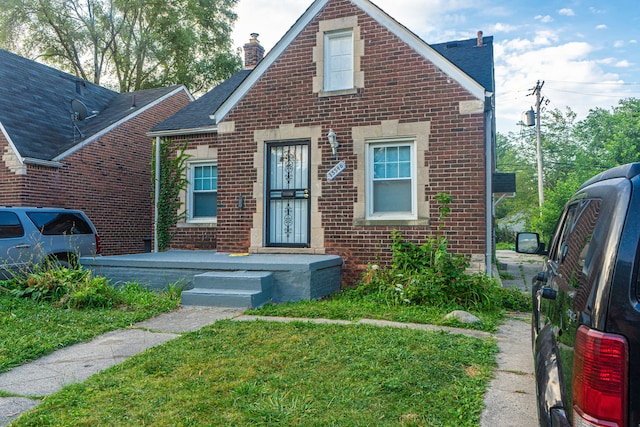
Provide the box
[80,251,343,305]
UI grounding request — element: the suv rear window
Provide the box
[0,212,24,238]
[552,198,601,311]
[26,212,93,235]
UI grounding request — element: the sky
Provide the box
[230,0,640,134]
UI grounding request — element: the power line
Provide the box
[547,88,640,98]
[545,79,640,86]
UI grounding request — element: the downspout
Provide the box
[485,96,494,274]
[154,136,161,253]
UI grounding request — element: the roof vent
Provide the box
[75,80,85,96]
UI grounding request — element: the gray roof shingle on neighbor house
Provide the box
[431,35,495,93]
[0,49,182,161]
[151,69,252,133]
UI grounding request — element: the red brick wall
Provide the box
[167,0,488,285]
[0,134,26,204]
[0,90,191,255]
[164,133,220,250]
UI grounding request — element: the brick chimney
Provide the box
[477,30,484,47]
[244,33,265,69]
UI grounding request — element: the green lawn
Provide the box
[13,320,497,427]
[0,288,179,374]
[1,267,519,426]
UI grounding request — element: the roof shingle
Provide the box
[0,49,182,161]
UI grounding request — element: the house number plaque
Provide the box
[326,161,346,181]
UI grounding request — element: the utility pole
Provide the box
[526,80,546,209]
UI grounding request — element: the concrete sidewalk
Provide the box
[1,254,542,426]
[0,306,245,426]
[478,249,544,427]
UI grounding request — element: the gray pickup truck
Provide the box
[0,207,100,278]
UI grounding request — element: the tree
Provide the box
[497,98,640,243]
[0,0,241,92]
[576,98,640,168]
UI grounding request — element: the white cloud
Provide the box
[615,60,631,67]
[533,30,559,46]
[614,40,625,48]
[597,57,615,65]
[492,22,518,33]
[595,24,608,30]
[535,15,554,23]
[630,40,638,44]
[494,38,630,132]
[558,8,575,16]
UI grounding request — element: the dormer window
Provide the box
[324,31,353,92]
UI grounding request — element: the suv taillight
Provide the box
[573,325,628,427]
[95,233,101,255]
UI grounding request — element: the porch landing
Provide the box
[80,251,342,308]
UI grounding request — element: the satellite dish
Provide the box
[71,99,88,121]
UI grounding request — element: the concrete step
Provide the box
[181,288,270,308]
[192,271,273,291]
[182,270,274,308]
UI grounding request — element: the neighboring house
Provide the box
[150,0,496,284]
[0,49,193,255]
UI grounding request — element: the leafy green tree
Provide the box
[495,130,538,240]
[576,98,640,168]
[0,0,241,92]
[497,98,640,243]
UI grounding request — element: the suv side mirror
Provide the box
[516,232,548,255]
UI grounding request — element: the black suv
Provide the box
[517,163,640,427]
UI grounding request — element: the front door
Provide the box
[266,141,310,247]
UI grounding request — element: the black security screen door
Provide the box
[266,141,311,247]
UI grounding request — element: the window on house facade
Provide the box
[188,162,217,221]
[367,141,416,219]
[324,30,353,92]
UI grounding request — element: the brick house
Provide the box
[0,49,192,255]
[150,0,496,285]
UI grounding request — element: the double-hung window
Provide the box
[188,162,217,222]
[367,141,416,219]
[324,30,353,92]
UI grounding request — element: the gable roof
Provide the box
[211,0,493,124]
[0,49,189,163]
[149,69,251,136]
[431,36,494,93]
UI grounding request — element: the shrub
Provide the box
[356,232,531,313]
[0,265,182,311]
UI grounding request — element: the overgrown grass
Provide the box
[13,320,497,427]
[249,289,505,332]
[495,242,514,250]
[249,229,531,333]
[0,271,180,373]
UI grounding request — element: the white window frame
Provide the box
[187,160,218,223]
[324,30,354,92]
[365,139,417,220]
